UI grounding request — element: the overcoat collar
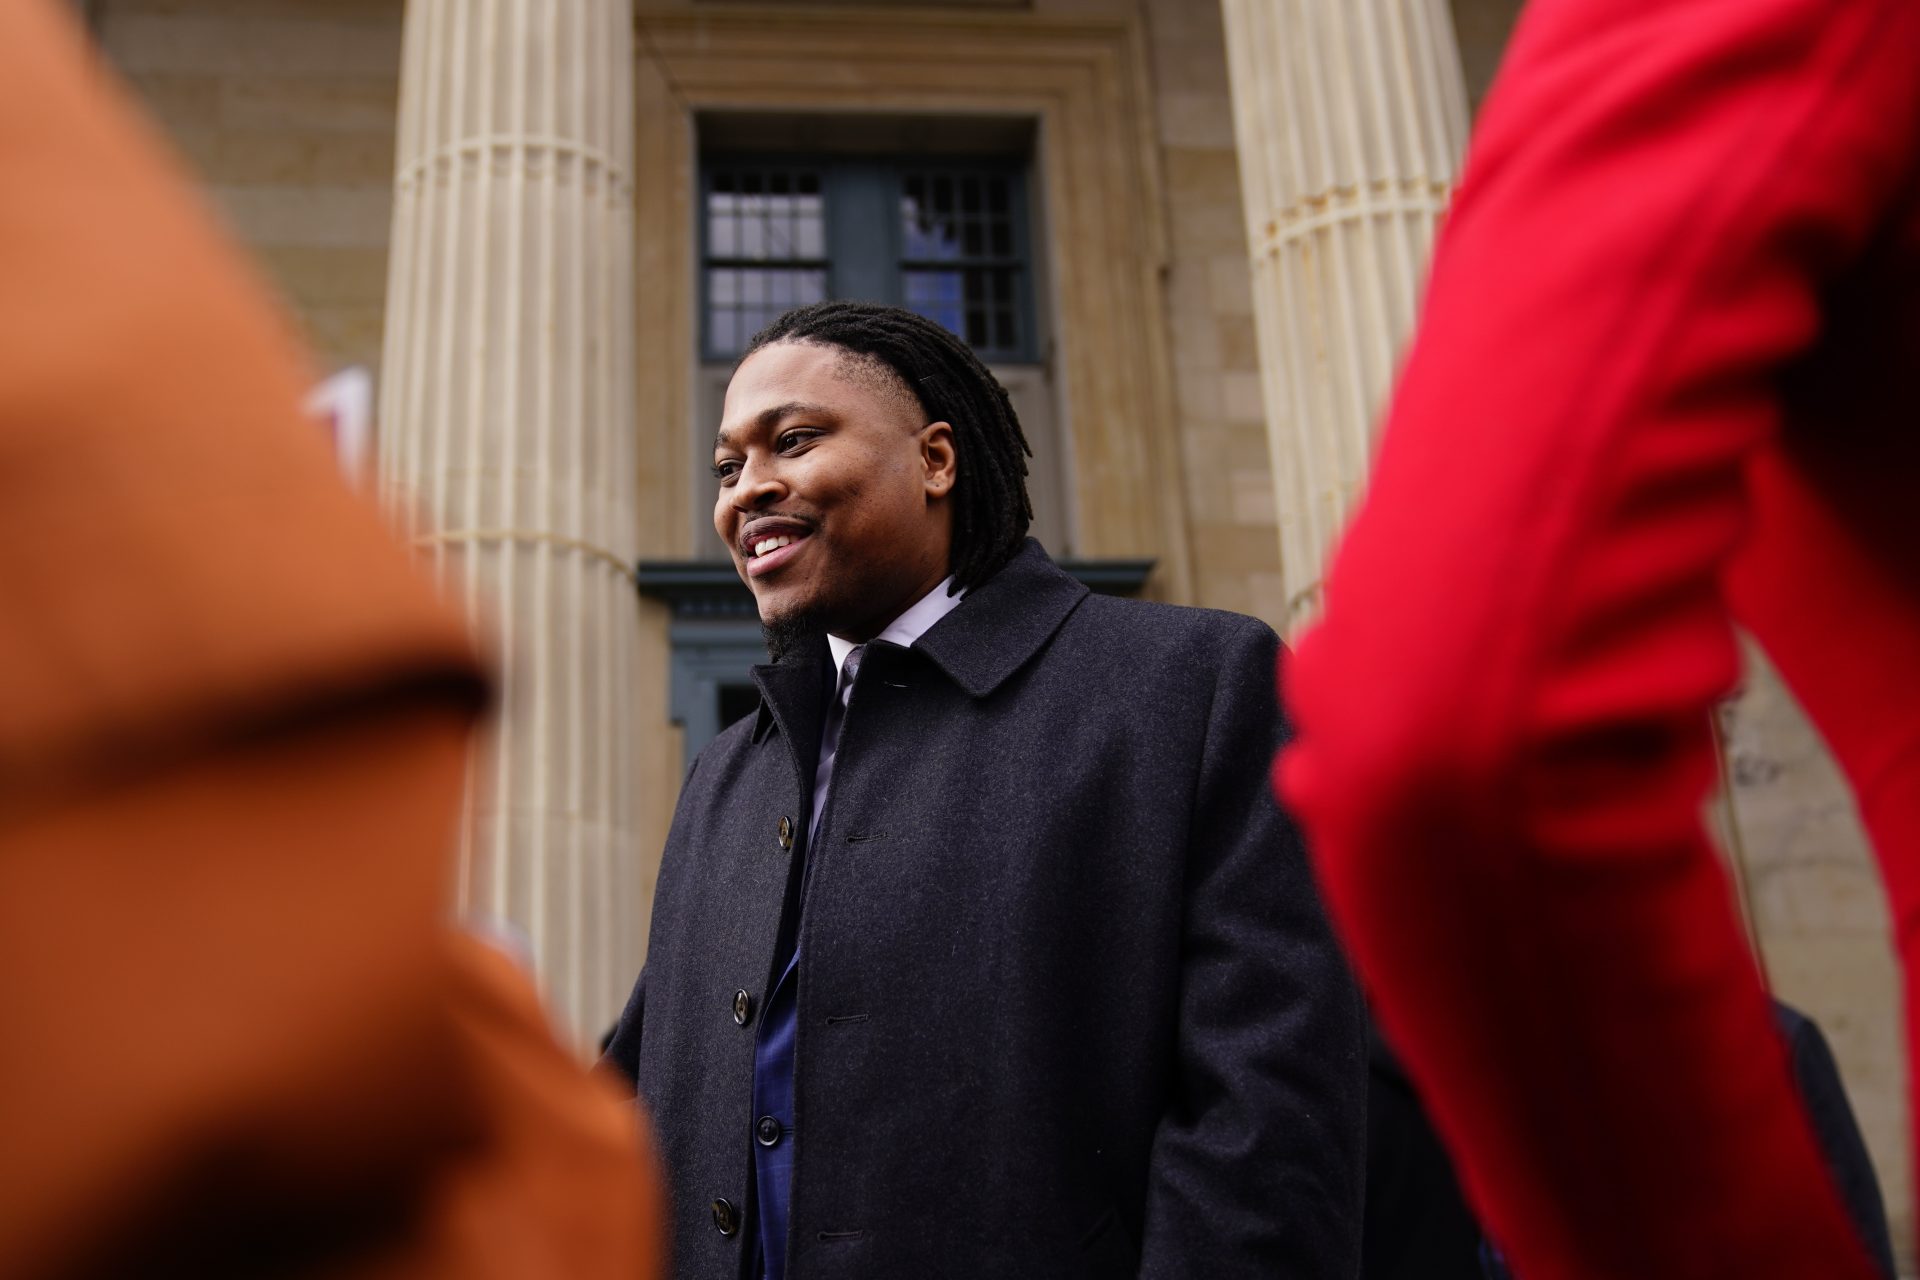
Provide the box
[748,539,1087,747]
[748,630,830,774]
[912,540,1088,699]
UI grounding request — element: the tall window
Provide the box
[700,157,1034,362]
[899,169,1027,356]
[703,165,829,354]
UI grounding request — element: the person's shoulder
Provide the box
[677,705,763,793]
[1072,593,1280,652]
[1046,597,1283,700]
[707,710,763,764]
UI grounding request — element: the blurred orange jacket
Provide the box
[0,1,663,1275]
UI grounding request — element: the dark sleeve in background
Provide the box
[599,968,645,1089]
[1773,1001,1897,1280]
[1364,1004,1895,1280]
[1363,1021,1485,1280]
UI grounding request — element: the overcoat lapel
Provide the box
[750,629,831,812]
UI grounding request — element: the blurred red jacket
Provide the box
[1279,0,1920,1276]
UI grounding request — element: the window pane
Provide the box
[797,211,824,259]
[903,268,965,338]
[901,195,962,261]
[925,212,960,259]
[710,308,738,354]
[707,187,738,257]
[900,196,924,258]
[900,168,1024,269]
[739,205,766,258]
[993,307,1015,349]
[907,201,929,257]
[707,166,827,265]
[703,268,830,357]
[986,269,1020,350]
[766,210,793,259]
[903,265,1022,353]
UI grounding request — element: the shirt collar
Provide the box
[827,576,964,681]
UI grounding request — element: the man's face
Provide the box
[713,340,956,642]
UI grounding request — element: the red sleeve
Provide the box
[1277,0,1920,1275]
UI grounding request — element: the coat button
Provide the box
[712,1197,740,1237]
[732,989,754,1027]
[777,815,794,851]
[756,1115,783,1147]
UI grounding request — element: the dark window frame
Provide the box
[698,152,1036,364]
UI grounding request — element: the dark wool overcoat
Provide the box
[606,541,1365,1280]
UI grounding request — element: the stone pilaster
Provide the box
[1220,0,1469,632]
[378,0,640,1039]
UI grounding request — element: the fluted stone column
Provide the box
[1221,0,1470,633]
[378,0,639,1039]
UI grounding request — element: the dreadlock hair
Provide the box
[742,300,1033,592]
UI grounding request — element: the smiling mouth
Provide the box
[742,526,813,578]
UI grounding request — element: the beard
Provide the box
[760,604,826,664]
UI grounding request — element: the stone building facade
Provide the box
[90,0,1906,1262]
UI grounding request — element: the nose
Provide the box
[728,453,787,513]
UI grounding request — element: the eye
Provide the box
[775,428,819,453]
[711,458,741,483]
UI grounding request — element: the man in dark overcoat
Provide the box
[605,301,1364,1280]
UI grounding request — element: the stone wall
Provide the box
[96,0,405,379]
[1140,0,1287,626]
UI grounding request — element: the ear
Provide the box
[919,421,957,500]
